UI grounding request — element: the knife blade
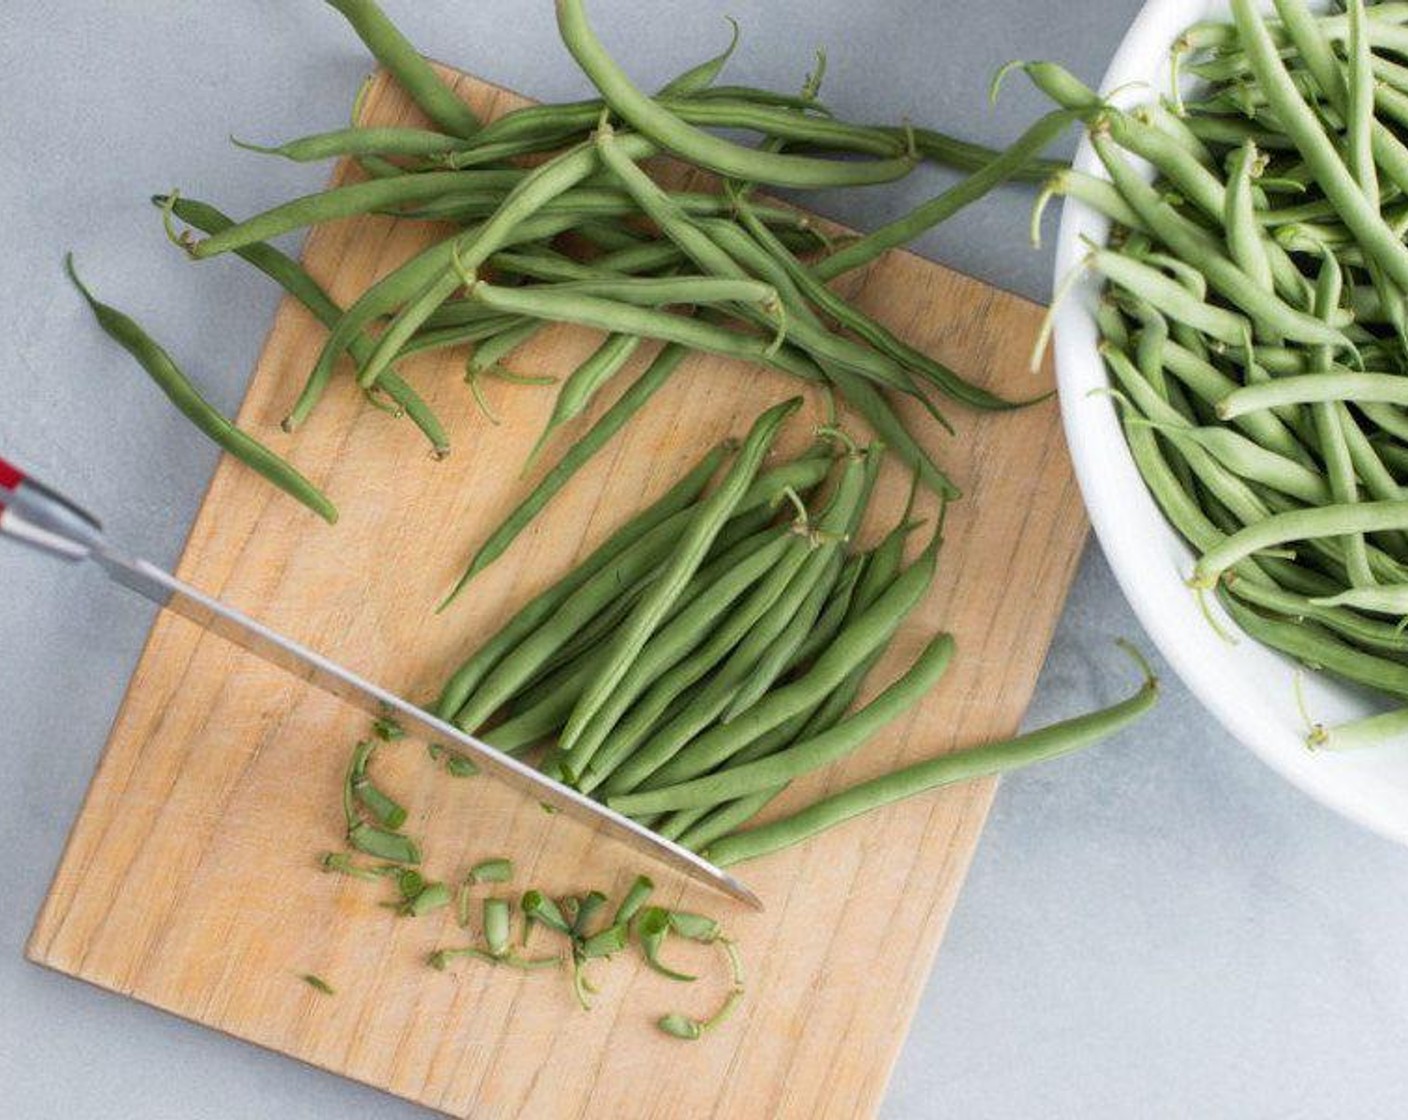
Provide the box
[0,455,762,909]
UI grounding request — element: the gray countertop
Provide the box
[5,2,1408,1117]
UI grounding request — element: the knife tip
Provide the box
[725,874,765,911]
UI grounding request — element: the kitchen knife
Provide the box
[0,453,762,909]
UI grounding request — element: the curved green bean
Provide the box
[67,256,337,524]
[324,0,481,138]
[1193,500,1408,588]
[188,172,493,258]
[1218,373,1408,417]
[813,108,1079,281]
[703,646,1156,865]
[1231,0,1408,290]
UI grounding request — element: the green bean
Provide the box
[1219,590,1408,700]
[1225,576,1408,652]
[692,216,939,406]
[637,521,942,791]
[1312,586,1408,614]
[693,85,832,114]
[665,511,916,844]
[772,547,869,676]
[290,235,459,428]
[703,645,1156,865]
[233,126,474,163]
[1219,373,1408,417]
[1090,249,1249,345]
[576,532,817,794]
[155,194,449,456]
[875,124,1064,181]
[1225,141,1274,294]
[1193,501,1408,588]
[66,256,337,524]
[826,364,960,498]
[1124,421,1252,572]
[529,333,642,462]
[323,0,480,138]
[812,108,1079,282]
[484,659,594,753]
[1182,112,1298,151]
[1180,4,1408,51]
[515,275,783,314]
[452,369,816,615]
[450,507,719,732]
[611,631,955,816]
[1301,249,1376,586]
[396,316,530,358]
[558,397,800,752]
[721,550,845,722]
[467,318,547,379]
[673,788,783,851]
[1232,0,1408,290]
[1136,421,1328,504]
[1310,705,1408,752]
[432,441,726,718]
[730,194,1028,411]
[1277,0,1408,198]
[502,519,781,736]
[1363,404,1408,445]
[1031,169,1148,245]
[661,98,906,159]
[555,0,915,189]
[592,240,690,276]
[590,126,927,401]
[542,510,780,676]
[457,281,818,382]
[399,185,813,228]
[186,172,493,259]
[1137,99,1217,166]
[658,18,739,96]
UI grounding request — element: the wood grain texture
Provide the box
[29,68,1086,1119]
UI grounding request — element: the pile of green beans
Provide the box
[1031,0,1408,745]
[136,0,1078,579]
[427,408,1154,861]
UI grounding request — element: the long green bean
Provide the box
[324,0,481,138]
[703,646,1156,865]
[67,256,337,524]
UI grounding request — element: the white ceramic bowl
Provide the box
[1053,0,1408,844]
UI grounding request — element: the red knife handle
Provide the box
[0,455,24,508]
[0,454,104,559]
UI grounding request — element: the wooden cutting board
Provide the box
[28,66,1086,1119]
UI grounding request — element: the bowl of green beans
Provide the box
[1051,0,1408,844]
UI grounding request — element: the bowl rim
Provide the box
[1051,0,1408,846]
